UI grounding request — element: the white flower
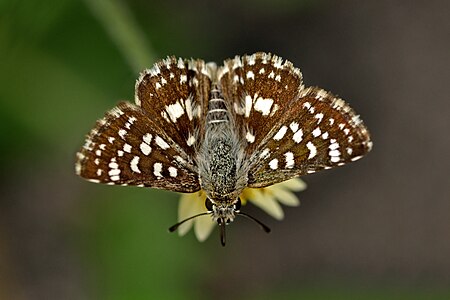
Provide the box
[176,178,307,242]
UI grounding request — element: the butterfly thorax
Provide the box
[196,87,249,219]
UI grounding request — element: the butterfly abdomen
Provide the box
[206,87,229,124]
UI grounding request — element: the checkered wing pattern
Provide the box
[218,53,372,188]
[76,53,372,197]
[75,102,201,192]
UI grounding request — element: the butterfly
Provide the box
[75,52,372,245]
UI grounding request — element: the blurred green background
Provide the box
[1,0,449,299]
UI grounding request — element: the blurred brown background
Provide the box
[1,0,449,299]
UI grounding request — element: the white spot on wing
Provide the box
[246,70,255,80]
[108,168,120,176]
[165,101,184,122]
[123,143,132,153]
[254,97,274,116]
[331,156,340,163]
[273,126,288,140]
[130,156,141,173]
[293,129,303,143]
[329,149,340,157]
[168,166,178,178]
[118,129,127,139]
[155,136,170,149]
[143,133,152,144]
[290,122,299,133]
[307,141,317,159]
[153,162,163,178]
[312,127,321,137]
[269,158,278,170]
[140,142,151,155]
[108,161,118,169]
[329,142,339,150]
[110,175,120,181]
[315,113,324,123]
[284,152,294,168]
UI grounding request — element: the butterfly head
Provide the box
[205,197,241,224]
[169,196,270,246]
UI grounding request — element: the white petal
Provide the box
[276,178,307,192]
[271,189,300,206]
[249,189,284,220]
[177,192,204,236]
[194,215,216,242]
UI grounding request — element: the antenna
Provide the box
[238,212,271,233]
[168,212,210,232]
[168,210,271,247]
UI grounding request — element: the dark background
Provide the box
[1,0,449,299]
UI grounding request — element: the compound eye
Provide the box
[234,198,242,211]
[205,198,213,211]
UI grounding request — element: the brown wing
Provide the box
[135,56,212,154]
[218,52,304,153]
[246,87,372,187]
[75,102,201,192]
